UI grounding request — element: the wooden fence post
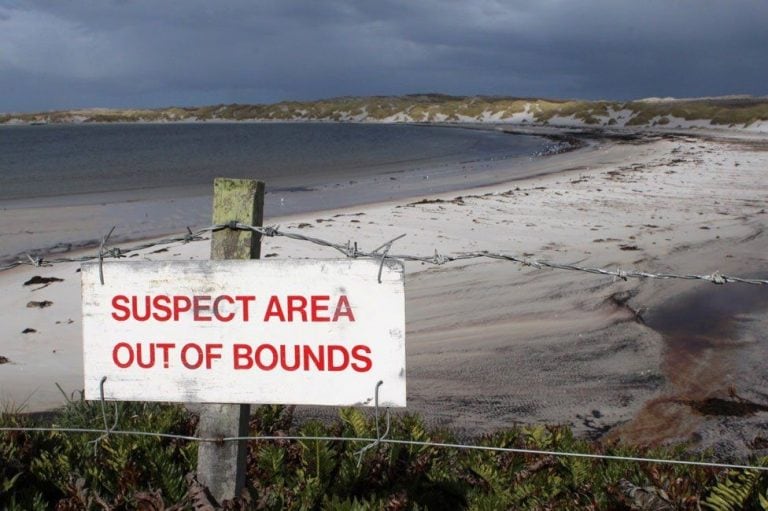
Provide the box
[197,178,265,503]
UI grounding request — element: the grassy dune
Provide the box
[3,94,768,129]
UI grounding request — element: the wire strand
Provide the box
[1,426,765,472]
[3,223,765,286]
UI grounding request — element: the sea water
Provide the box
[0,122,553,260]
[0,122,548,201]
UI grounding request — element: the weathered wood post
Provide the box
[197,178,265,503]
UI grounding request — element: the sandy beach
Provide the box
[1,127,766,461]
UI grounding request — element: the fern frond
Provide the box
[339,408,369,438]
[702,470,760,511]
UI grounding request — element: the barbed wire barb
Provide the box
[183,226,202,244]
[26,253,46,268]
[98,226,117,285]
[371,233,407,255]
[373,234,406,283]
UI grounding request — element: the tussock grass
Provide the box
[625,99,768,127]
[3,95,768,128]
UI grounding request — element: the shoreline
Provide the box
[1,128,767,459]
[0,128,586,264]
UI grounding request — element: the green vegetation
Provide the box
[2,395,767,509]
[3,94,767,128]
[624,98,768,127]
[0,395,196,510]
[529,99,613,124]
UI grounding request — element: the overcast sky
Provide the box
[1,0,767,113]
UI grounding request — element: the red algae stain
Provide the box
[609,279,768,446]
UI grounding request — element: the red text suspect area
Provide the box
[110,294,355,322]
[108,294,370,372]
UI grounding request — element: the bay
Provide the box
[0,122,547,201]
[0,122,554,261]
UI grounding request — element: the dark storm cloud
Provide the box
[1,0,766,112]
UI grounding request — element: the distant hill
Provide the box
[2,94,768,132]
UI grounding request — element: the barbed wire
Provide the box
[1,222,766,285]
[0,226,208,273]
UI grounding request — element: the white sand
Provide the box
[1,130,767,456]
